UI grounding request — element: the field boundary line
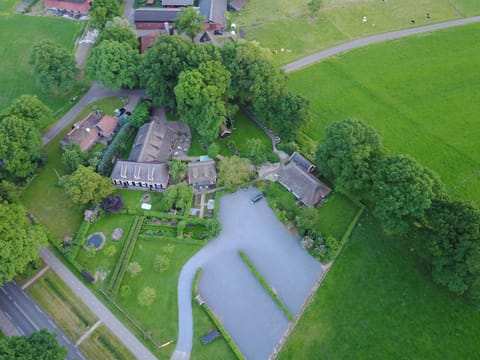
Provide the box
[22,265,50,289]
[75,319,102,346]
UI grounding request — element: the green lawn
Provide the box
[0,0,16,12]
[280,213,480,359]
[233,0,480,65]
[314,193,359,240]
[0,14,86,113]
[21,97,124,240]
[188,110,273,157]
[289,23,480,205]
[75,215,136,282]
[116,237,202,359]
[79,324,135,360]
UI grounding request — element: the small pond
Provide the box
[86,232,106,250]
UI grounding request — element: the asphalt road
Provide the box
[283,16,480,73]
[0,281,87,360]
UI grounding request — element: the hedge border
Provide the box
[239,251,294,321]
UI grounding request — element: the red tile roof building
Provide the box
[45,0,91,14]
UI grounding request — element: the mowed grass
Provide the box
[233,0,480,64]
[289,23,480,204]
[75,215,136,282]
[116,237,202,359]
[21,97,124,240]
[0,14,85,111]
[188,111,273,156]
[280,214,480,359]
[0,0,16,12]
[314,193,359,240]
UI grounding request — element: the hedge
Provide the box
[239,251,294,321]
[107,216,144,295]
[65,221,90,261]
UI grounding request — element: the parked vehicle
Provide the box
[250,193,264,204]
[214,30,223,35]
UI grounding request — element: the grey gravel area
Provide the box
[174,188,324,359]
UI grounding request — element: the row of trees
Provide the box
[316,119,480,300]
[85,22,311,144]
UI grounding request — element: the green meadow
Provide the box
[233,0,480,64]
[0,14,85,111]
[289,23,480,204]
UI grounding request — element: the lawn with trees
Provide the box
[232,0,480,65]
[0,14,85,113]
[290,23,480,205]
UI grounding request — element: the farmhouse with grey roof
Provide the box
[199,0,227,30]
[187,160,217,189]
[278,153,331,207]
[134,8,180,29]
[111,160,169,191]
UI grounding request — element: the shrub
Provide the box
[127,261,142,277]
[137,287,156,307]
[177,220,186,239]
[104,245,117,257]
[120,285,131,298]
[162,243,175,254]
[153,254,170,273]
[102,195,124,214]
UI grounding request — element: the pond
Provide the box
[86,232,106,250]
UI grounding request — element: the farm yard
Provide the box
[289,23,480,205]
[232,0,480,65]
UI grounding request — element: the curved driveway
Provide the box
[284,16,480,73]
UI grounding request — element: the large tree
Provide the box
[0,329,67,359]
[139,36,192,107]
[0,202,47,284]
[217,156,256,188]
[61,165,114,206]
[87,40,139,90]
[61,143,88,174]
[372,155,445,233]
[89,0,121,29]
[97,16,139,50]
[221,41,287,119]
[425,199,480,299]
[175,7,206,42]
[316,119,384,197]
[0,115,43,181]
[270,93,310,141]
[175,61,231,143]
[1,95,51,130]
[30,40,78,94]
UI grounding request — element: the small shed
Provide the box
[199,32,211,43]
[219,124,231,138]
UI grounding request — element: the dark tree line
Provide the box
[316,118,480,300]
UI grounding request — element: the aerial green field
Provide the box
[288,23,480,204]
[280,214,480,359]
[0,14,85,111]
[233,0,480,64]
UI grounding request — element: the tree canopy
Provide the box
[372,155,445,233]
[0,329,67,360]
[175,61,231,143]
[61,165,114,206]
[217,156,256,188]
[0,115,43,181]
[30,40,78,94]
[0,202,47,284]
[89,0,121,29]
[270,93,310,141]
[87,40,139,90]
[175,7,206,41]
[316,119,384,197]
[139,36,192,107]
[1,95,51,130]
[425,199,480,299]
[97,16,138,50]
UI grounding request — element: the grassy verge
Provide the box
[239,251,294,321]
[79,324,134,360]
[21,97,124,240]
[27,269,98,340]
[279,213,480,359]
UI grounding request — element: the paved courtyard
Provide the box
[197,188,324,359]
